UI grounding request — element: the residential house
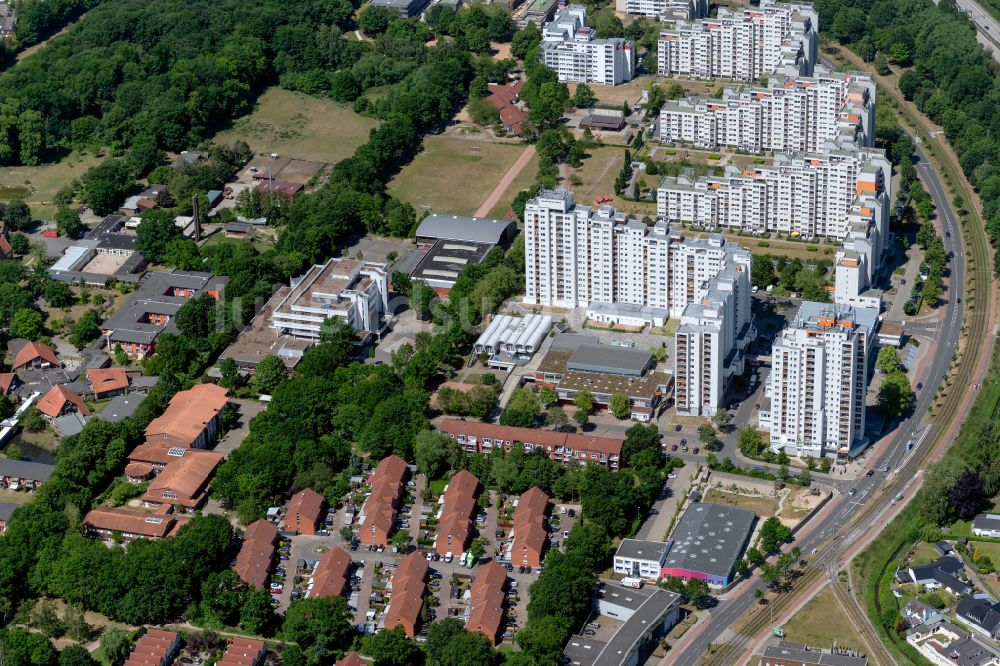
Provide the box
[614,539,670,580]
[284,488,325,535]
[84,506,189,542]
[143,383,229,449]
[218,637,267,666]
[140,449,224,511]
[973,513,1000,538]
[438,419,624,469]
[761,642,867,666]
[125,462,155,483]
[0,372,19,395]
[336,653,369,666]
[383,552,429,637]
[124,629,181,666]
[235,519,279,589]
[309,546,352,599]
[0,501,17,532]
[508,486,549,568]
[12,341,59,370]
[486,82,528,135]
[902,597,945,628]
[36,385,90,419]
[959,597,1000,641]
[907,619,1000,666]
[0,459,54,491]
[359,455,408,546]
[128,441,220,471]
[465,560,507,645]
[434,470,480,557]
[903,557,971,595]
[87,368,131,398]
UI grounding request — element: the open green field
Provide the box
[720,233,839,261]
[389,136,526,215]
[214,87,379,164]
[567,145,657,218]
[782,585,865,648]
[968,541,1000,598]
[0,151,104,220]
[487,151,540,221]
[909,541,941,567]
[567,76,719,109]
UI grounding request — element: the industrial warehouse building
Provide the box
[473,314,552,358]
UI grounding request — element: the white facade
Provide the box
[658,1,818,81]
[613,539,669,579]
[270,257,388,338]
[541,5,635,85]
[656,148,891,241]
[615,0,707,19]
[660,72,875,153]
[765,302,877,458]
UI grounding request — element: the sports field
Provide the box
[214,87,379,164]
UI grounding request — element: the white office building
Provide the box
[764,302,878,458]
[660,71,875,153]
[270,257,388,338]
[656,148,891,241]
[541,5,636,85]
[658,1,818,81]
[614,539,670,579]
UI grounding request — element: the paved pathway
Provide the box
[473,145,536,218]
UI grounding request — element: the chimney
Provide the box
[191,195,201,242]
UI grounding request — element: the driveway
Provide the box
[216,398,266,455]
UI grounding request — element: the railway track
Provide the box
[695,42,995,666]
[829,572,895,666]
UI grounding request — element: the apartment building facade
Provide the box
[656,148,891,241]
[541,5,636,85]
[660,72,875,153]
[615,0,708,20]
[762,302,877,458]
[658,1,818,81]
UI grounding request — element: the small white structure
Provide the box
[473,314,552,357]
[614,539,669,580]
[973,513,1000,539]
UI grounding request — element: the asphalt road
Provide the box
[669,148,966,664]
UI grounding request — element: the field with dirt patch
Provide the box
[566,146,657,218]
[703,488,778,518]
[389,136,528,215]
[0,151,104,220]
[781,585,865,649]
[214,87,379,164]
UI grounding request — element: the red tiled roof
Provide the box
[217,637,266,666]
[88,367,130,394]
[84,507,188,539]
[383,552,428,637]
[36,385,90,418]
[124,462,154,480]
[128,442,219,468]
[511,487,549,567]
[466,560,507,644]
[311,546,351,599]
[438,419,624,457]
[0,372,17,395]
[141,450,223,507]
[336,653,369,666]
[434,470,479,556]
[144,383,228,448]
[486,83,528,135]
[124,629,179,666]
[0,235,11,256]
[235,519,279,589]
[285,488,324,534]
[13,341,58,369]
[360,455,408,544]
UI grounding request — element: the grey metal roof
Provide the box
[0,502,18,523]
[0,458,55,481]
[614,539,668,562]
[411,238,495,286]
[567,344,653,377]
[415,214,517,247]
[549,333,598,353]
[974,513,1000,533]
[761,642,867,666]
[664,502,755,579]
[99,393,144,423]
[53,412,88,437]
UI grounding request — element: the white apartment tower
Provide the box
[658,1,818,81]
[615,0,708,20]
[765,302,877,458]
[656,148,891,241]
[660,72,876,153]
[541,6,636,85]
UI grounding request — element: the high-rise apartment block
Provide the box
[657,1,818,81]
[660,72,875,153]
[656,148,891,242]
[522,189,754,415]
[541,5,636,85]
[760,302,877,458]
[615,0,708,21]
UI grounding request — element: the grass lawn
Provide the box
[702,488,777,518]
[910,540,942,567]
[0,150,105,221]
[782,585,865,648]
[389,136,527,215]
[567,76,718,109]
[213,87,379,164]
[723,233,840,261]
[567,145,658,218]
[0,487,33,504]
[428,478,447,496]
[969,541,1000,598]
[487,151,540,221]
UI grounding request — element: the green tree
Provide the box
[516,615,573,663]
[699,423,718,448]
[358,5,398,36]
[877,370,912,418]
[758,516,792,554]
[573,408,589,426]
[68,310,101,349]
[390,271,412,295]
[361,626,422,666]
[9,308,43,340]
[62,604,91,643]
[573,389,594,414]
[877,346,902,374]
[573,84,596,108]
[608,392,630,420]
[684,578,711,607]
[920,456,967,525]
[43,281,73,307]
[500,387,541,427]
[415,429,451,479]
[251,355,287,395]
[58,645,96,666]
[9,232,28,255]
[281,597,353,649]
[55,207,86,238]
[738,426,765,457]
[539,385,557,407]
[98,629,133,666]
[135,210,182,263]
[163,239,202,270]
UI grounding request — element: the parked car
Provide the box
[674,424,682,432]
[693,447,700,455]
[671,444,678,452]
[567,509,575,517]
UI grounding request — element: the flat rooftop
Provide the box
[568,344,653,377]
[664,502,755,579]
[411,239,495,286]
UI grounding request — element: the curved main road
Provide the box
[667,147,968,665]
